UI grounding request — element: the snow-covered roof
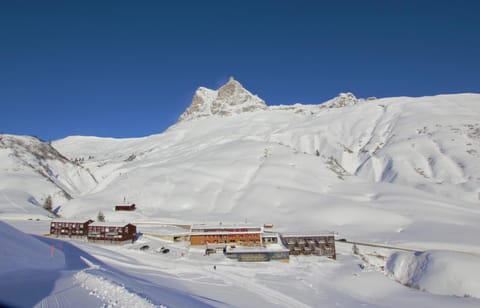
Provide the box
[190,230,262,236]
[51,219,92,224]
[262,233,279,238]
[89,222,134,227]
[226,244,289,254]
[191,223,262,231]
[280,232,334,238]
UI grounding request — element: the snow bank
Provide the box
[0,220,65,275]
[75,271,159,308]
[386,250,480,298]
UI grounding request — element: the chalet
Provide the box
[190,224,262,247]
[114,203,136,211]
[50,219,93,238]
[87,222,137,244]
[280,232,336,259]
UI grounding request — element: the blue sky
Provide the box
[1,1,479,141]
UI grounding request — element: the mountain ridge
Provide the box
[1,91,480,246]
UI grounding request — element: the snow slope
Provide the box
[0,135,97,219]
[0,220,216,307]
[0,220,65,276]
[386,250,480,298]
[51,91,480,247]
[2,78,480,306]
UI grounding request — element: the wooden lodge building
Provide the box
[50,219,94,238]
[190,224,262,247]
[280,233,336,259]
[87,222,137,244]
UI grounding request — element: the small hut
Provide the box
[114,203,136,211]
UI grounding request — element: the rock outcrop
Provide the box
[178,77,267,121]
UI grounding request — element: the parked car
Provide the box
[156,246,170,254]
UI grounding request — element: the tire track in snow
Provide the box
[87,245,311,307]
[209,266,312,308]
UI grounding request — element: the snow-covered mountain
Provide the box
[2,79,480,305]
[0,135,97,218]
[2,80,480,244]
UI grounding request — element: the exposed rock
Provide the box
[178,77,267,122]
[324,92,360,108]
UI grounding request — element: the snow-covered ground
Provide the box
[1,82,480,306]
[2,219,480,307]
[386,250,480,298]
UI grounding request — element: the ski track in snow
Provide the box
[90,246,310,308]
[210,265,311,308]
[1,190,28,213]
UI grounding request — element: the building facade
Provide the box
[225,246,290,262]
[190,224,262,246]
[50,219,94,238]
[280,233,336,259]
[87,222,137,244]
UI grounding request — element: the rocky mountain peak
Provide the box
[320,92,377,109]
[327,92,359,108]
[178,77,267,122]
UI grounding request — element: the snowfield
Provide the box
[1,80,480,306]
[386,250,480,298]
[2,220,480,307]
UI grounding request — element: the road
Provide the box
[336,239,421,253]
